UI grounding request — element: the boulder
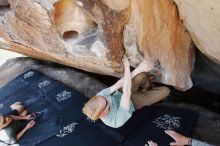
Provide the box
[0,0,195,91]
[0,57,106,98]
[0,0,9,6]
[173,0,220,64]
[124,0,194,90]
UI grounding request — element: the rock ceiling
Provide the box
[0,0,219,91]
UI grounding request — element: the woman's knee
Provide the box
[20,110,28,117]
[132,73,148,92]
[11,105,25,113]
[10,102,22,107]
[157,86,170,97]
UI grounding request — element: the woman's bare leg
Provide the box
[108,60,154,94]
[132,86,170,110]
[131,72,150,93]
[20,110,28,117]
[10,102,22,109]
[10,102,27,116]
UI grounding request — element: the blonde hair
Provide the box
[82,96,106,121]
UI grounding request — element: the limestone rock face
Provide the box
[0,0,196,90]
[173,0,220,64]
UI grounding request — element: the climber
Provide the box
[82,56,170,128]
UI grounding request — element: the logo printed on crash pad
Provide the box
[56,91,72,102]
[38,80,51,88]
[56,122,78,138]
[23,71,35,79]
[153,114,181,130]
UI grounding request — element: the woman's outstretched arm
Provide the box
[109,59,154,94]
[119,56,132,111]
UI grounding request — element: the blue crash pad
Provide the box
[0,69,197,146]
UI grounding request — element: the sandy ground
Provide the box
[0,49,24,66]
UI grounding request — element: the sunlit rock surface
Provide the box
[173,0,220,64]
[0,0,9,6]
[0,0,197,91]
[124,0,194,90]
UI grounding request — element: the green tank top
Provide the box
[97,88,135,128]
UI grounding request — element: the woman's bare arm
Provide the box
[16,120,35,140]
[10,115,31,121]
[16,127,29,140]
[119,57,132,111]
[109,60,154,94]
